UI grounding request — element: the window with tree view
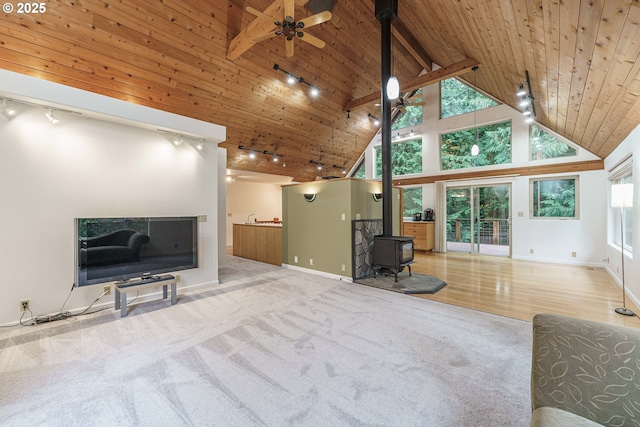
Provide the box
[531,124,576,160]
[392,88,422,131]
[440,121,511,170]
[441,78,498,119]
[403,187,422,218]
[353,159,366,179]
[374,138,422,178]
[531,177,578,219]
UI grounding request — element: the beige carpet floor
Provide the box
[0,256,532,426]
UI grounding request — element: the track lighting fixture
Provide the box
[237,145,284,162]
[368,113,380,126]
[196,141,204,150]
[0,99,15,117]
[173,135,183,146]
[273,63,320,97]
[392,129,420,140]
[45,109,59,124]
[516,70,537,122]
[309,159,324,170]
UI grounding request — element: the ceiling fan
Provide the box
[246,0,332,57]
[375,92,426,114]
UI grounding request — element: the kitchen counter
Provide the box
[232,223,282,265]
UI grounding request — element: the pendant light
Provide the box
[471,66,479,158]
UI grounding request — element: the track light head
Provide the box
[45,109,59,124]
[516,83,526,97]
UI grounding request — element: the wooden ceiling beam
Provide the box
[361,1,432,72]
[392,160,604,186]
[392,19,433,72]
[344,58,480,111]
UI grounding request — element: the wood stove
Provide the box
[373,235,415,282]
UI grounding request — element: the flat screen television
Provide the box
[75,216,198,287]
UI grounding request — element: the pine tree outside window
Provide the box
[374,138,423,178]
[440,121,512,170]
[530,124,577,160]
[440,78,498,119]
[530,177,578,219]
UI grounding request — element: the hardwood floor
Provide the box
[227,245,640,329]
[410,251,640,329]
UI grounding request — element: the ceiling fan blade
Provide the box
[297,32,325,49]
[286,38,295,57]
[284,0,295,22]
[409,101,426,106]
[254,32,277,43]
[246,6,275,23]
[298,11,332,28]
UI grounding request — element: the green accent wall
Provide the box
[282,178,400,276]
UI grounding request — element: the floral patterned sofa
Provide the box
[531,313,640,426]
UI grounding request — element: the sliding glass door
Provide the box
[446,184,511,256]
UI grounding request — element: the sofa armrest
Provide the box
[531,313,640,425]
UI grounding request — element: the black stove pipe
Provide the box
[375,0,397,237]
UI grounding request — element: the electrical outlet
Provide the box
[571,251,577,258]
[20,299,29,312]
[103,285,111,295]
[175,274,181,282]
[294,256,298,263]
[530,249,534,254]
[341,264,346,272]
[310,259,314,266]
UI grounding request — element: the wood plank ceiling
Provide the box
[0,1,638,182]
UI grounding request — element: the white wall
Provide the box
[604,124,640,308]
[0,71,225,325]
[225,180,283,245]
[357,74,605,265]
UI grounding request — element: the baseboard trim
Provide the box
[282,264,352,282]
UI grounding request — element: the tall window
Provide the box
[440,77,498,119]
[352,159,366,179]
[392,88,423,131]
[609,157,633,250]
[530,177,578,219]
[375,138,422,178]
[531,124,577,160]
[403,187,422,218]
[440,121,511,170]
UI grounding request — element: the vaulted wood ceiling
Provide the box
[0,1,638,182]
